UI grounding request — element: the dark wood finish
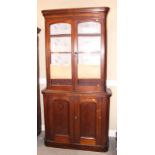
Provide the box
[45,140,108,152]
[50,79,100,86]
[51,79,72,85]
[80,98,97,137]
[37,27,41,136]
[42,7,109,16]
[42,7,112,152]
[44,94,73,143]
[42,90,111,151]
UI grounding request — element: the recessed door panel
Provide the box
[46,95,73,143]
[74,97,102,145]
[80,102,96,137]
[53,99,70,135]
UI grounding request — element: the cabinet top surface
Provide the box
[42,7,109,16]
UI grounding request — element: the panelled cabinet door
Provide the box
[45,95,74,143]
[74,96,102,145]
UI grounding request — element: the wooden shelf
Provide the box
[51,51,100,54]
[75,51,100,54]
[78,33,101,37]
[50,34,71,37]
[51,51,71,53]
[50,33,101,37]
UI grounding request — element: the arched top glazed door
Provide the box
[49,23,72,86]
[76,21,102,89]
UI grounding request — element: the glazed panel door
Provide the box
[46,20,74,90]
[74,20,103,91]
[45,94,74,143]
[74,96,102,145]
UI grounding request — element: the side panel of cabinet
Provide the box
[43,94,74,144]
[101,96,110,145]
[74,96,102,145]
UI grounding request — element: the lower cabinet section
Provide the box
[42,90,111,152]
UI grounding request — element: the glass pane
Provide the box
[50,53,71,79]
[51,53,71,65]
[78,37,101,52]
[50,37,71,52]
[78,53,100,79]
[78,65,100,79]
[78,22,101,34]
[50,23,71,35]
[78,53,100,65]
[50,64,71,79]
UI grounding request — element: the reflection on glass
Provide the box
[78,22,101,34]
[78,53,100,65]
[51,53,71,65]
[78,37,101,52]
[50,37,71,52]
[50,23,71,80]
[50,23,71,35]
[77,22,101,79]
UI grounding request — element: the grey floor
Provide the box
[37,132,117,155]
